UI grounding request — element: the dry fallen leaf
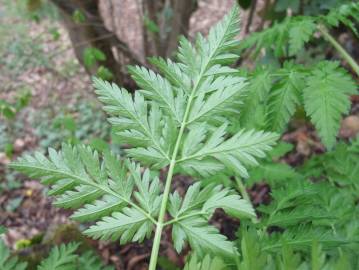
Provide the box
[0,152,11,165]
[340,115,359,139]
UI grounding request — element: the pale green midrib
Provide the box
[177,136,275,163]
[10,163,156,224]
[186,83,245,125]
[163,211,207,226]
[140,78,180,123]
[86,215,147,233]
[148,14,236,269]
[106,88,171,162]
[55,188,100,205]
[148,80,201,270]
[165,189,221,224]
[180,221,235,256]
[72,200,124,219]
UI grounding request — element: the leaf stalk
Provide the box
[235,176,258,224]
[148,92,196,269]
[318,24,359,77]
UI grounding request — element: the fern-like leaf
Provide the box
[128,65,183,123]
[324,2,359,36]
[11,144,160,244]
[85,207,152,243]
[93,78,172,168]
[10,5,280,268]
[238,227,267,270]
[169,183,255,258]
[78,250,115,270]
[173,217,236,258]
[178,125,278,178]
[262,226,350,252]
[37,242,79,270]
[183,254,228,270]
[239,68,272,129]
[0,240,27,270]
[303,61,357,149]
[288,17,316,55]
[71,194,125,222]
[266,63,304,132]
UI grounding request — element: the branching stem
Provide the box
[318,25,359,77]
[163,211,207,227]
[148,89,196,270]
[235,176,251,202]
[149,16,233,268]
[235,176,258,223]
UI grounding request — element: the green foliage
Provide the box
[323,2,359,36]
[4,0,58,21]
[0,240,114,270]
[11,6,277,269]
[0,90,31,120]
[9,3,359,269]
[183,254,229,270]
[237,227,268,270]
[169,183,255,257]
[237,137,359,269]
[303,61,356,149]
[240,16,316,58]
[38,242,79,270]
[96,66,114,81]
[266,62,304,132]
[239,68,271,129]
[72,9,86,24]
[275,0,301,13]
[0,226,6,235]
[78,250,115,270]
[0,240,27,270]
[240,2,359,58]
[143,15,160,33]
[238,60,357,149]
[83,47,106,68]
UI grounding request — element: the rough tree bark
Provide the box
[50,0,143,87]
[141,0,198,58]
[50,0,198,89]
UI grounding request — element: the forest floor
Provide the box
[1,1,359,269]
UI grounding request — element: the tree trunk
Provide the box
[142,0,198,58]
[50,0,197,88]
[50,0,142,88]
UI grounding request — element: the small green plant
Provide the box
[0,90,31,120]
[9,3,359,269]
[237,2,359,150]
[0,90,31,160]
[11,6,277,269]
[240,2,359,70]
[0,239,114,270]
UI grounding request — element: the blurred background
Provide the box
[0,0,358,269]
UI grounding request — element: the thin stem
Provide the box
[235,176,258,223]
[148,158,176,270]
[148,19,229,267]
[148,89,196,270]
[318,25,359,77]
[163,211,206,227]
[176,137,275,163]
[235,176,251,202]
